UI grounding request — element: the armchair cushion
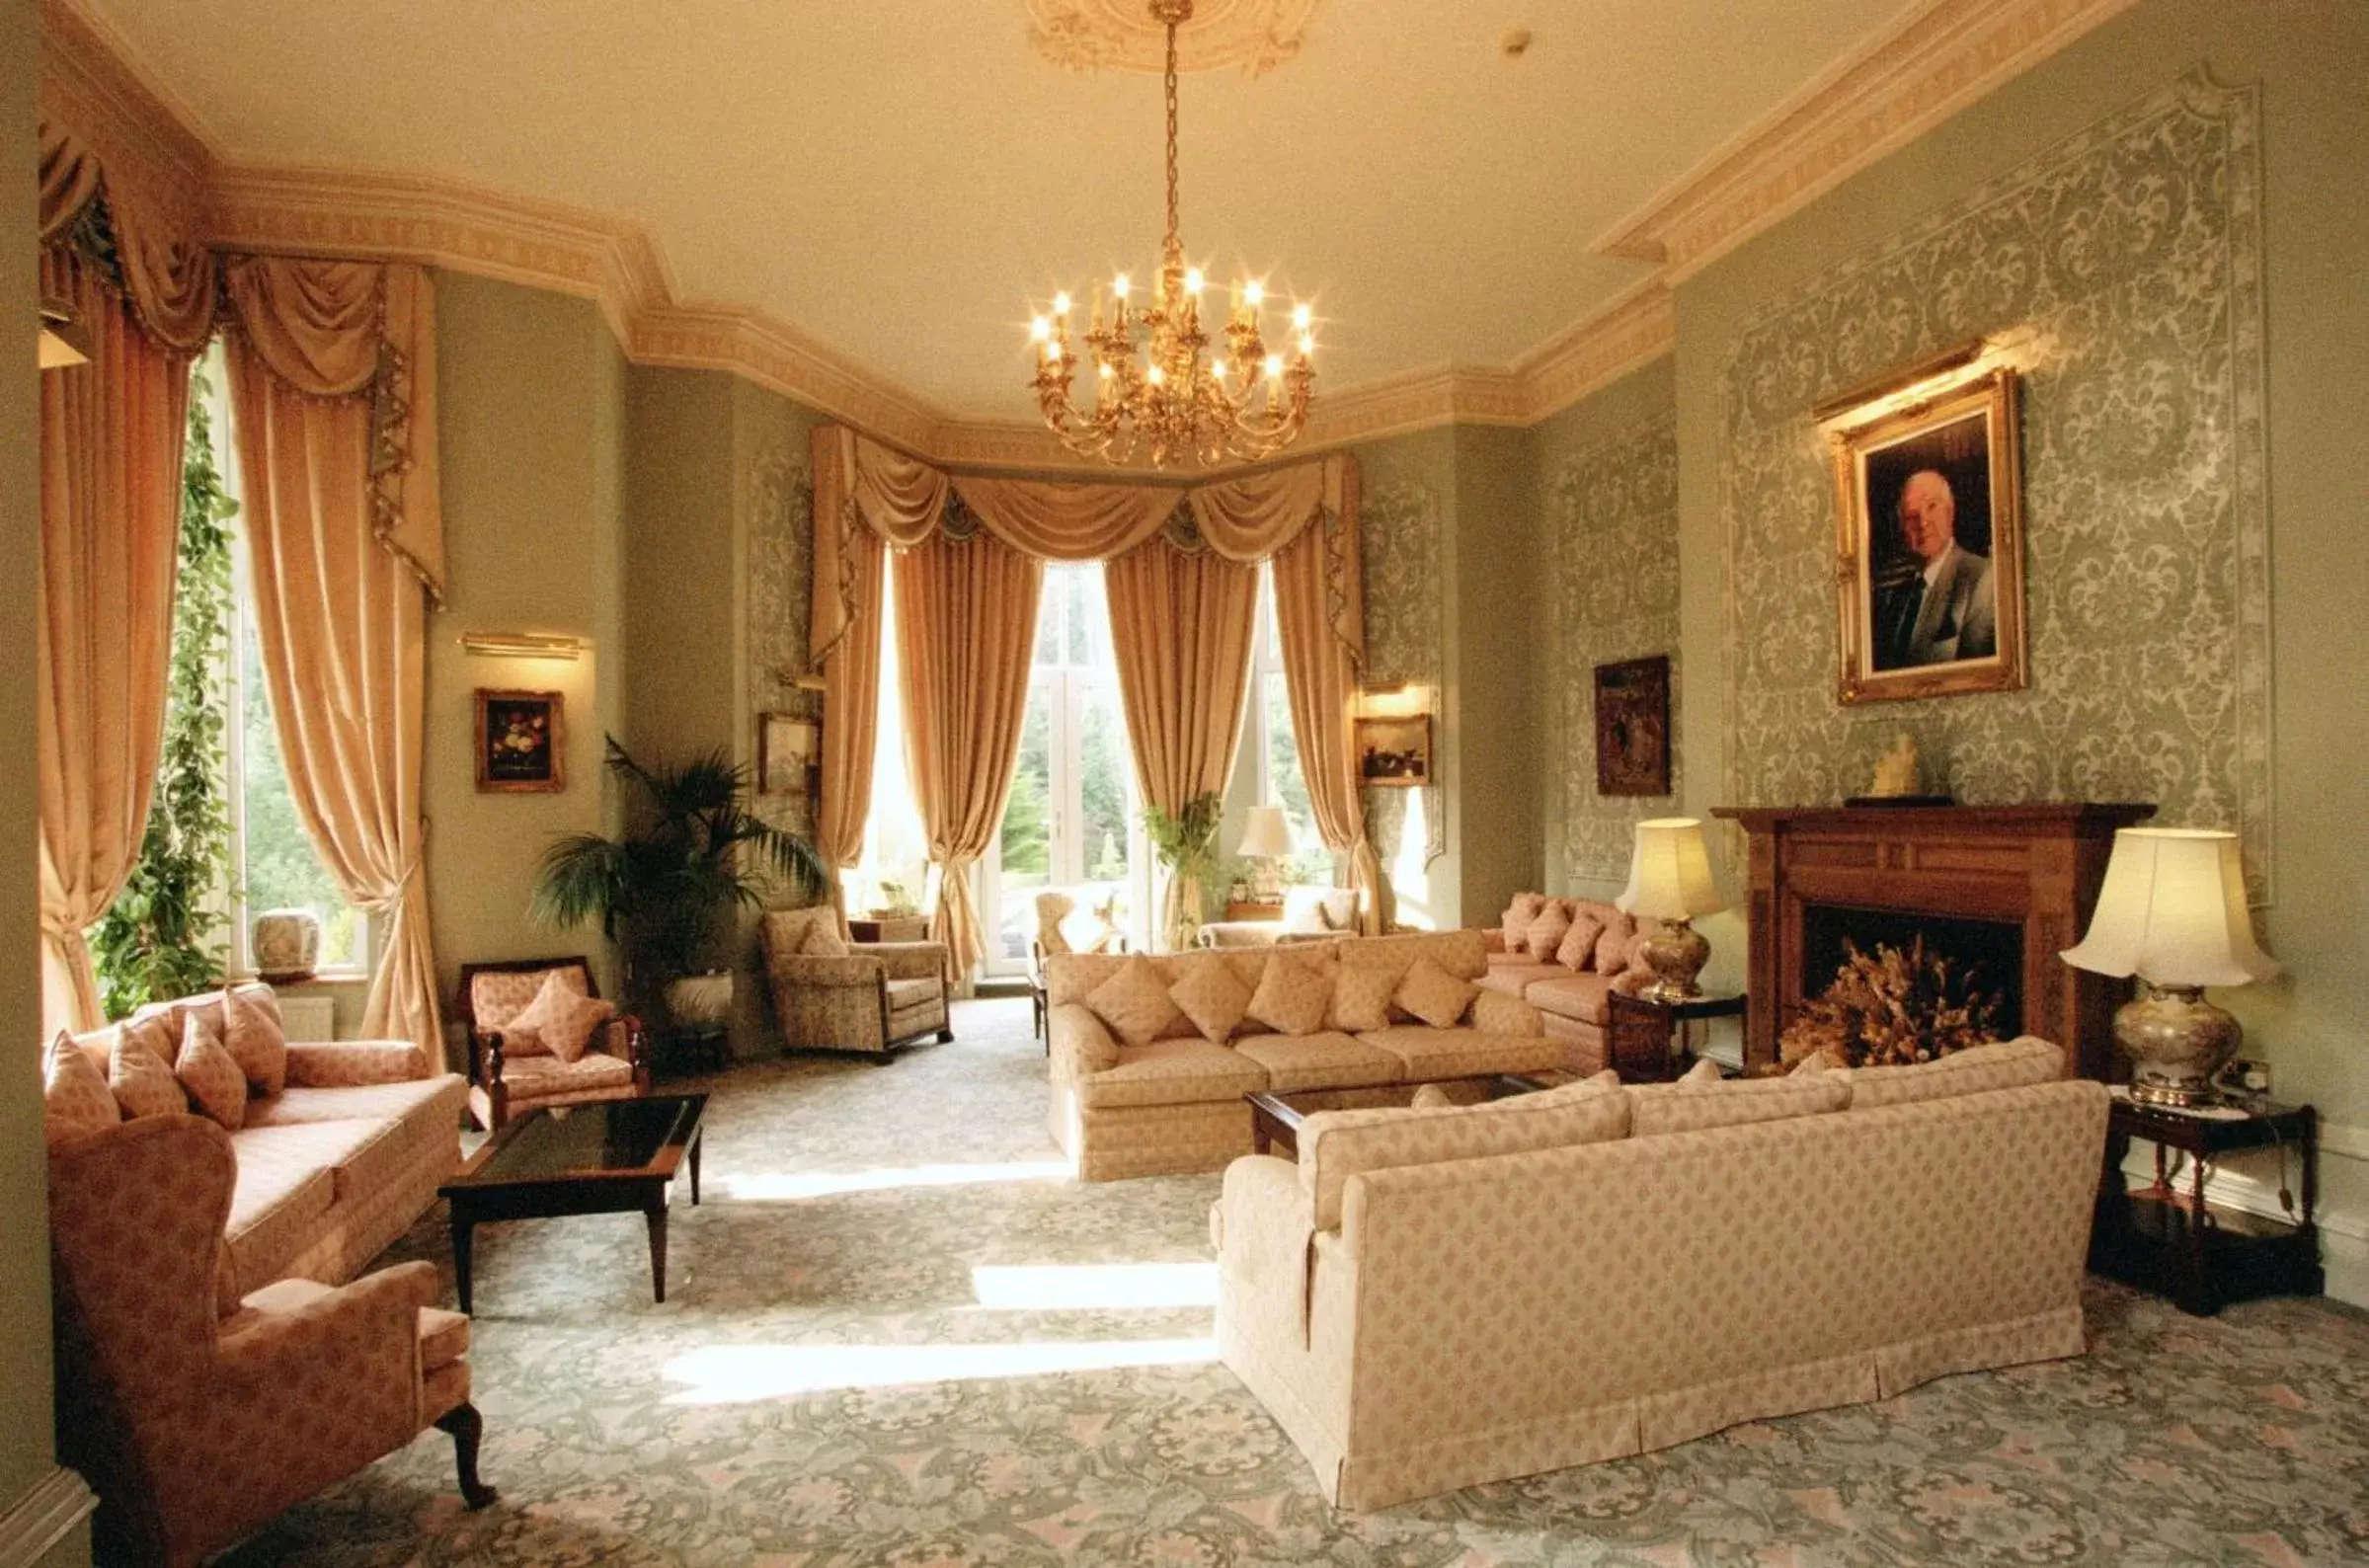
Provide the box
[774,952,888,987]
[507,972,614,1064]
[857,940,951,981]
[175,1015,249,1132]
[44,1030,121,1149]
[222,983,289,1095]
[500,1051,637,1099]
[885,978,942,1013]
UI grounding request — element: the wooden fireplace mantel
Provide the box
[1711,802,2156,1080]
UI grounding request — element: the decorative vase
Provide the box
[665,972,735,1028]
[251,907,322,983]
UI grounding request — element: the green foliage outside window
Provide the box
[90,375,235,1016]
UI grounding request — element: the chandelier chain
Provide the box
[1162,20,1180,252]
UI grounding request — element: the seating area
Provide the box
[11,4,2365,1565]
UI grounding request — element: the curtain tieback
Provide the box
[358,840,429,913]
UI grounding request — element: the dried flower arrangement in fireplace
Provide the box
[1780,935,2004,1068]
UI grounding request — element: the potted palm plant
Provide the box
[531,738,827,1025]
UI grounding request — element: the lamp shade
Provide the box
[1615,818,1727,921]
[1236,804,1295,860]
[2060,827,2277,988]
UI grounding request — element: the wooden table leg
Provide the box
[451,1213,476,1315]
[645,1196,669,1304]
[434,1401,499,1509]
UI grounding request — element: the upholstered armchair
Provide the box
[760,905,953,1056]
[1028,890,1128,1044]
[1197,885,1361,950]
[48,1115,491,1568]
[455,956,650,1129]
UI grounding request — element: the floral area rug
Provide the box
[225,998,2369,1566]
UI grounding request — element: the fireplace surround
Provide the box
[1713,803,2155,1080]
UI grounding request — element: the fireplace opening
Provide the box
[1798,904,2023,1040]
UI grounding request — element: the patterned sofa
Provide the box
[67,984,468,1299]
[1047,929,1564,1182]
[1478,893,1662,1072]
[1213,1037,2107,1509]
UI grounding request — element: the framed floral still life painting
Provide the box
[1827,362,2027,704]
[475,689,564,793]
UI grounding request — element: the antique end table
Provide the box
[2090,1091,2321,1316]
[1604,989,1747,1082]
[1247,1074,1550,1159]
[439,1092,706,1312]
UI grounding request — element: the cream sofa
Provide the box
[1215,1038,2107,1509]
[1047,929,1564,1182]
[72,985,468,1302]
[1478,894,1659,1072]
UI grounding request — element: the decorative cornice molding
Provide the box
[41,0,2125,468]
[1593,0,2139,280]
[0,1466,97,1568]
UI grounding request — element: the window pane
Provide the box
[238,612,366,969]
[1077,678,1134,931]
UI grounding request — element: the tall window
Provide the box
[1246,567,1330,886]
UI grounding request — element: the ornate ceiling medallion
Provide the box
[1025,0,1322,78]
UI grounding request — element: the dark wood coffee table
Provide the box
[439,1093,706,1312]
[1247,1075,1549,1159]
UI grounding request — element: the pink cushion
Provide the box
[1526,902,1573,966]
[222,982,289,1095]
[508,971,616,1063]
[175,1013,249,1132]
[43,1031,121,1148]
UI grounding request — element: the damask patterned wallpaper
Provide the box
[1720,71,2270,898]
[1359,478,1447,875]
[1551,414,1681,886]
[745,435,821,845]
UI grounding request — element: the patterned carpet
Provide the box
[224,997,2369,1566]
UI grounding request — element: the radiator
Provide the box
[276,994,338,1043]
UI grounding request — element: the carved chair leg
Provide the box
[434,1401,498,1509]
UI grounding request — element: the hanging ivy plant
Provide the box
[91,368,237,1016]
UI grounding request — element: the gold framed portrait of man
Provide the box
[1828,364,2027,705]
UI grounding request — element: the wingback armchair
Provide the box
[760,906,952,1056]
[48,1115,491,1568]
[455,956,650,1129]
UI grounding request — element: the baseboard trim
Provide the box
[0,1467,95,1568]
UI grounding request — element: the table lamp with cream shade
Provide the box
[1236,804,1296,903]
[1615,818,1730,1002]
[2061,826,2278,1107]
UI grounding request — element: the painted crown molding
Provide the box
[44,0,2123,469]
[1591,0,2139,280]
[1025,0,1325,78]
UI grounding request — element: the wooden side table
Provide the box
[1224,901,1285,922]
[2091,1094,2321,1315]
[1603,990,1747,1082]
[848,915,929,944]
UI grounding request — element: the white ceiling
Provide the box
[89,0,1922,421]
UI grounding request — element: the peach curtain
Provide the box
[225,258,445,1057]
[892,532,1045,978]
[37,245,190,1033]
[1271,459,1383,933]
[1105,537,1259,944]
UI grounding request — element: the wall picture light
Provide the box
[458,631,585,661]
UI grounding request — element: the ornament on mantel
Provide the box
[1848,733,1951,808]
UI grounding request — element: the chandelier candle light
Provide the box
[1029,0,1316,467]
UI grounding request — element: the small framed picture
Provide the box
[758,712,822,798]
[1594,655,1671,797]
[1829,364,2027,704]
[475,689,563,793]
[1355,715,1432,788]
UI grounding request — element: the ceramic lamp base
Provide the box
[2116,983,2241,1108]
[1635,919,1710,1004]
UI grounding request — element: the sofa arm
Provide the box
[1470,990,1544,1037]
[1047,1002,1120,1077]
[215,1260,434,1442]
[769,953,888,988]
[1219,1154,1317,1343]
[284,1040,431,1086]
[854,941,948,981]
[1483,928,1510,955]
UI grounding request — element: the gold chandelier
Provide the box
[1029,0,1315,468]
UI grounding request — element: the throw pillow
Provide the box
[1788,1051,1834,1076]
[175,1013,248,1132]
[1085,955,1186,1047]
[1246,949,1335,1037]
[801,914,850,958]
[120,1007,182,1069]
[1328,960,1398,1033]
[1167,960,1252,1045]
[1594,911,1640,975]
[222,982,289,1096]
[1526,902,1573,966]
[1676,1054,1724,1086]
[509,971,617,1064]
[43,1031,120,1149]
[1500,893,1545,954]
[1409,1083,1454,1110]
[109,1033,184,1121]
[1555,912,1607,971]
[1393,958,1479,1029]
